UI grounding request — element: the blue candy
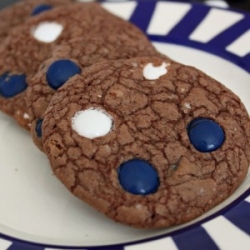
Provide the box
[0,73,8,83]
[118,159,159,195]
[46,59,81,90]
[36,119,43,138]
[0,73,27,98]
[187,117,225,153]
[31,4,53,16]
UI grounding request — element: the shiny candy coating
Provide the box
[188,117,225,152]
[36,119,43,138]
[0,73,27,98]
[118,159,159,195]
[46,59,81,90]
[31,4,53,16]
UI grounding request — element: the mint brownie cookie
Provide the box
[42,57,250,228]
[27,34,169,150]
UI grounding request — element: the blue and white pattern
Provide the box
[1,0,250,249]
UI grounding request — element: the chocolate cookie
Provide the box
[42,57,250,228]
[0,2,156,130]
[0,0,72,44]
[27,34,169,151]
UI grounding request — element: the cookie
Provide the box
[0,0,72,44]
[0,2,155,130]
[27,34,169,151]
[42,57,250,228]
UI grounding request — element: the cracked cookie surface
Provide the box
[43,57,250,228]
[27,33,168,151]
[0,0,72,44]
[0,2,154,130]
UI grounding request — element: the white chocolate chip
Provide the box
[23,113,30,119]
[32,22,63,43]
[184,103,191,109]
[143,62,169,80]
[72,108,113,139]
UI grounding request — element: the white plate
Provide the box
[1,1,250,249]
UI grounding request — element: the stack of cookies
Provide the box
[0,0,249,228]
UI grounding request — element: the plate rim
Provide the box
[1,0,250,249]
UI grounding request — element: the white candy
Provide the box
[23,113,30,119]
[32,22,63,43]
[143,62,169,80]
[184,103,191,109]
[72,108,113,139]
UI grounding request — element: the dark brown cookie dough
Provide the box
[0,2,157,130]
[0,0,72,44]
[27,34,169,151]
[42,57,250,228]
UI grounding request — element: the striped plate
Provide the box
[0,1,250,249]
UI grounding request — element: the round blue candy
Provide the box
[0,73,8,83]
[36,119,43,138]
[46,59,81,90]
[31,4,53,16]
[118,159,159,195]
[0,73,27,98]
[187,117,225,153]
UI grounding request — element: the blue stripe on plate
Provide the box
[167,5,210,38]
[243,53,250,68]
[129,1,157,31]
[87,246,124,250]
[224,201,250,236]
[148,34,250,72]
[127,1,250,72]
[207,17,250,48]
[8,242,43,250]
[172,226,219,250]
